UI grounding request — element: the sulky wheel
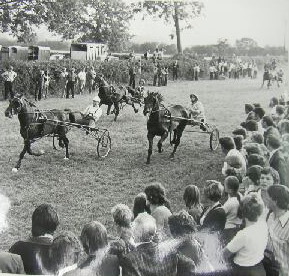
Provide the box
[210,128,220,151]
[97,131,111,158]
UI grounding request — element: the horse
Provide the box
[143,92,189,164]
[96,75,138,121]
[4,94,70,171]
[262,70,276,89]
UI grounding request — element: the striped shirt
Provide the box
[267,211,289,276]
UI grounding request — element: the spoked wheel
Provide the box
[97,131,111,158]
[210,128,220,151]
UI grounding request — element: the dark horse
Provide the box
[143,92,189,164]
[4,94,70,171]
[262,70,276,89]
[96,75,138,121]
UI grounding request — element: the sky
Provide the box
[1,0,288,48]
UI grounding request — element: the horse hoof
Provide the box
[12,168,18,173]
[64,157,69,160]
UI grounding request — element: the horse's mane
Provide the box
[146,91,164,103]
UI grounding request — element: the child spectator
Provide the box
[222,176,242,245]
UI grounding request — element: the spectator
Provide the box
[247,154,266,168]
[172,60,179,81]
[153,63,158,86]
[260,167,275,190]
[111,204,135,255]
[69,221,120,276]
[245,165,263,195]
[232,127,247,140]
[245,103,254,115]
[120,212,195,276]
[267,135,289,187]
[128,63,136,89]
[34,69,45,101]
[199,180,226,232]
[43,70,50,99]
[49,232,81,276]
[60,67,68,98]
[0,192,25,274]
[86,67,96,94]
[223,194,267,276]
[261,115,280,144]
[77,67,86,94]
[277,119,289,136]
[183,185,203,224]
[222,176,242,245]
[273,106,286,124]
[66,68,77,99]
[133,192,150,219]
[10,203,59,274]
[144,182,172,234]
[223,153,246,181]
[263,185,289,276]
[1,65,17,100]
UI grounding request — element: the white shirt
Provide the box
[1,70,17,82]
[227,221,268,266]
[223,197,242,229]
[83,105,102,121]
[187,101,205,121]
[78,71,86,81]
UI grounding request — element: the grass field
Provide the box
[0,75,288,250]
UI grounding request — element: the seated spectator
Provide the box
[219,136,246,178]
[10,203,59,274]
[222,176,242,245]
[183,185,204,224]
[245,165,263,195]
[199,180,226,232]
[262,115,280,143]
[111,204,135,255]
[168,210,214,273]
[70,221,120,276]
[263,185,289,276]
[120,212,195,276]
[267,135,289,187]
[49,232,81,276]
[223,194,267,276]
[0,192,25,274]
[144,182,172,235]
[133,192,150,219]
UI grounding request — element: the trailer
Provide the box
[28,46,50,61]
[70,43,108,61]
[1,46,29,61]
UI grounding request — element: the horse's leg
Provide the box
[107,104,112,116]
[62,136,69,159]
[114,102,120,121]
[26,142,44,156]
[157,131,168,153]
[13,140,29,171]
[146,132,154,164]
[170,129,177,145]
[131,102,138,113]
[170,125,186,159]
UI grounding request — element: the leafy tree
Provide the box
[216,38,230,57]
[235,38,258,55]
[133,1,204,54]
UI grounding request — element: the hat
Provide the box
[190,94,198,101]
[93,96,100,102]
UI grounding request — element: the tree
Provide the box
[216,38,229,57]
[0,0,133,51]
[235,37,258,54]
[133,1,204,54]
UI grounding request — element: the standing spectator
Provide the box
[162,66,168,86]
[86,67,96,94]
[10,204,59,275]
[223,194,268,276]
[34,69,45,101]
[0,192,25,274]
[172,60,179,81]
[153,63,158,86]
[209,65,215,80]
[143,50,150,60]
[157,65,163,87]
[263,185,289,276]
[43,70,50,99]
[128,63,136,89]
[77,67,86,94]
[267,135,289,187]
[1,65,17,100]
[193,63,200,81]
[66,68,77,99]
[60,67,68,98]
[183,185,203,224]
[152,48,159,63]
[120,213,195,276]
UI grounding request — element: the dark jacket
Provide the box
[0,251,25,274]
[269,149,289,187]
[200,203,226,232]
[9,236,53,275]
[120,241,195,276]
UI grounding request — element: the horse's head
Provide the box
[143,92,163,116]
[4,94,25,118]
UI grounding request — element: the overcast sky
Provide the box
[1,0,288,48]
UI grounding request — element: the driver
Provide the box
[187,93,206,131]
[82,96,102,129]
